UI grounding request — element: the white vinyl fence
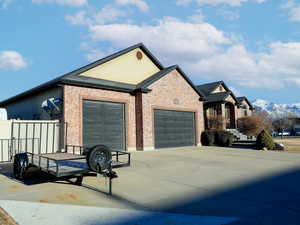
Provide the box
[0,120,11,162]
[0,120,64,162]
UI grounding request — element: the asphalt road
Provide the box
[0,146,300,225]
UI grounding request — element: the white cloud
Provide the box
[0,0,12,8]
[115,0,149,12]
[176,0,193,6]
[65,11,91,26]
[177,0,267,7]
[0,51,27,70]
[85,49,106,62]
[217,8,240,20]
[77,16,300,90]
[229,86,242,96]
[281,0,300,22]
[66,5,127,26]
[93,5,127,24]
[189,42,300,89]
[89,17,230,62]
[32,0,87,7]
[188,9,205,23]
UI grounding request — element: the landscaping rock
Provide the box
[274,142,285,151]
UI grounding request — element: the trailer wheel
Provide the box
[87,145,112,172]
[13,153,28,180]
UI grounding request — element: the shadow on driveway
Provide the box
[82,166,300,225]
[1,154,300,224]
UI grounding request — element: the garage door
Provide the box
[154,109,196,149]
[83,100,125,150]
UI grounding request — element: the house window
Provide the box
[219,86,223,91]
[244,110,248,116]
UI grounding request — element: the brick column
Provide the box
[135,92,144,151]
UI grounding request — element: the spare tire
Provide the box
[86,145,112,172]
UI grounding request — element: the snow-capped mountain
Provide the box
[252,99,300,117]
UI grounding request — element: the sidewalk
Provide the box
[0,200,237,225]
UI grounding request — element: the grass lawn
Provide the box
[274,137,300,153]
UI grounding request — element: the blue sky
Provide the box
[1,0,300,104]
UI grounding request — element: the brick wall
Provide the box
[236,99,253,119]
[63,70,204,151]
[139,69,204,150]
[63,85,137,151]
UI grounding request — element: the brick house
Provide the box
[236,97,254,118]
[196,81,253,130]
[0,43,205,151]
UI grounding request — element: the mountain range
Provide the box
[252,99,300,117]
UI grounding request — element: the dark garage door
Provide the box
[83,100,125,150]
[154,109,196,149]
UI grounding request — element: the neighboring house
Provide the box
[197,81,243,130]
[236,97,254,118]
[0,43,205,151]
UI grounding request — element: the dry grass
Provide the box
[0,207,18,225]
[274,137,300,153]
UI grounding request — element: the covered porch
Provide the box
[204,101,237,130]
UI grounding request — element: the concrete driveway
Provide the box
[1,147,300,225]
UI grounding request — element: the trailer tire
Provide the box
[87,145,112,172]
[13,153,28,180]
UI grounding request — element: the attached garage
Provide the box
[154,109,196,149]
[82,100,125,150]
[0,43,205,151]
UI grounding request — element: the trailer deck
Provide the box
[27,148,131,178]
[28,152,88,177]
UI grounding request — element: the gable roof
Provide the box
[197,81,239,104]
[0,43,162,106]
[204,92,231,103]
[237,96,254,110]
[0,43,203,106]
[197,81,222,96]
[136,65,204,98]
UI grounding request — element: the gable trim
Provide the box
[136,65,204,99]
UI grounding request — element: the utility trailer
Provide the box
[13,145,131,195]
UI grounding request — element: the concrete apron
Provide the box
[0,200,238,225]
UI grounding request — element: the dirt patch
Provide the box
[274,138,300,153]
[0,207,18,225]
[8,185,20,190]
[56,194,79,201]
[39,200,49,203]
[68,194,77,200]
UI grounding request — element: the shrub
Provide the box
[201,130,216,146]
[256,130,275,150]
[201,130,234,147]
[215,131,234,147]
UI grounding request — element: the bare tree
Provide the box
[272,112,294,139]
[237,113,273,136]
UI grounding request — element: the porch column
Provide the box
[220,103,226,130]
[234,104,238,128]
